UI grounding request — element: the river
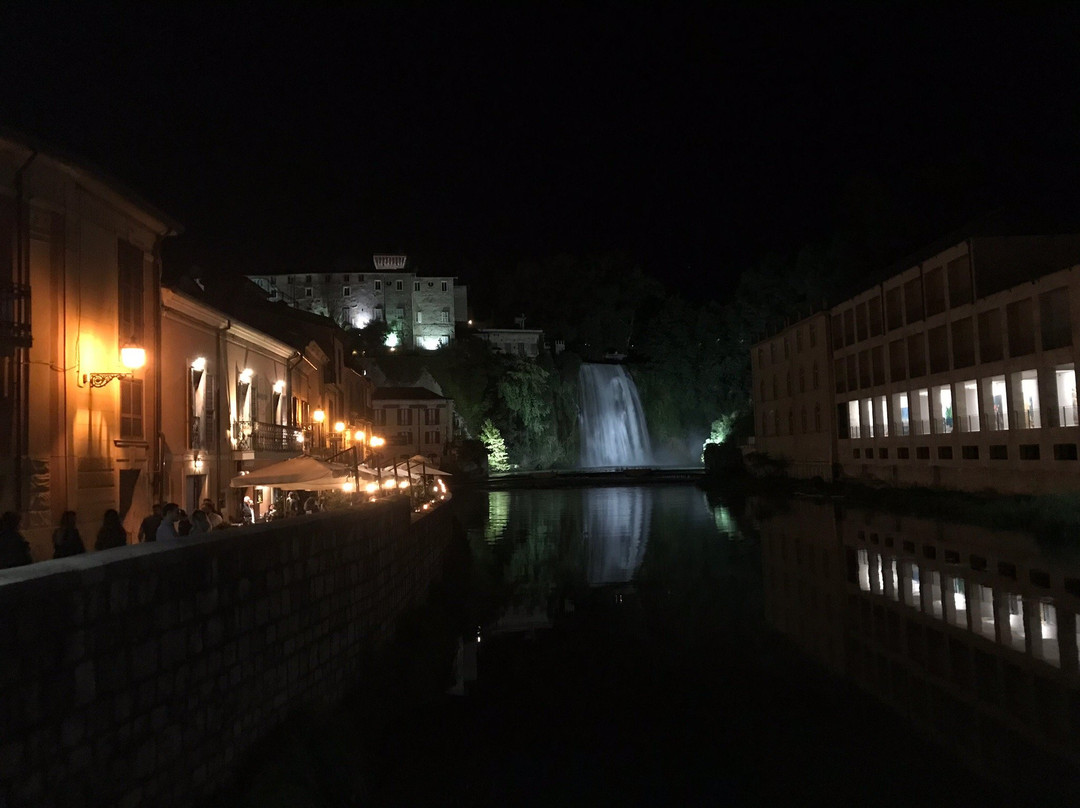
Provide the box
[229,484,1080,805]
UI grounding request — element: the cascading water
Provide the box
[578,363,653,467]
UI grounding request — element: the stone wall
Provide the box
[0,496,452,807]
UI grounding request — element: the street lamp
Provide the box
[83,338,146,387]
[312,409,325,449]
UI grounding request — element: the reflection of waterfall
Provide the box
[578,363,653,467]
[584,487,651,585]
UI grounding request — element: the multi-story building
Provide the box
[372,386,454,465]
[752,234,1080,493]
[476,327,546,359]
[0,133,181,556]
[750,311,835,478]
[248,254,467,351]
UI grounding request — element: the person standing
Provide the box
[201,499,224,530]
[94,508,128,550]
[188,509,211,534]
[52,511,85,558]
[156,503,180,541]
[138,504,163,543]
[0,511,32,568]
[240,496,255,525]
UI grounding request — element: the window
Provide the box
[118,239,144,342]
[809,323,817,347]
[1006,298,1036,356]
[396,280,403,291]
[425,407,440,425]
[440,309,450,323]
[441,281,448,292]
[397,408,413,426]
[305,287,313,297]
[417,311,423,324]
[120,378,143,438]
[325,275,331,282]
[305,275,311,283]
[414,281,421,291]
[374,280,382,291]
[1055,365,1077,426]
[342,286,351,297]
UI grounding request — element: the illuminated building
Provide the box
[247,254,467,351]
[475,327,546,359]
[0,133,180,557]
[752,234,1080,493]
[371,386,453,464]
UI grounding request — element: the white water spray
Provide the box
[578,363,653,467]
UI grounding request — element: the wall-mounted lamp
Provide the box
[239,368,253,385]
[354,430,365,442]
[273,379,285,394]
[194,455,204,473]
[191,356,207,372]
[83,339,146,387]
[312,409,325,423]
[334,421,346,433]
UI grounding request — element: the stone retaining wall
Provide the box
[0,496,452,807]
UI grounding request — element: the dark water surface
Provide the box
[361,485,1080,806]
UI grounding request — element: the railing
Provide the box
[892,421,911,436]
[1009,408,1041,430]
[912,419,931,436]
[931,417,953,434]
[0,282,31,349]
[233,420,309,453]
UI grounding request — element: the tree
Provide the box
[479,419,510,471]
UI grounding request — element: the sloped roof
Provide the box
[372,386,447,401]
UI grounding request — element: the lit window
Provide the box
[417,311,423,323]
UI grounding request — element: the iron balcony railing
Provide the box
[233,420,310,453]
[0,282,31,349]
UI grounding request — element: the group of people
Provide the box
[0,506,143,569]
[138,499,226,542]
[262,491,324,522]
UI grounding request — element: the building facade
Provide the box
[248,254,466,351]
[751,235,1080,493]
[0,134,180,557]
[750,311,835,478]
[476,327,546,359]
[372,386,454,464]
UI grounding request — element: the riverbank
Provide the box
[700,471,1080,551]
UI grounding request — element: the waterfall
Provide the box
[578,363,653,467]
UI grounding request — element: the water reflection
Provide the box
[584,487,651,585]
[757,498,1080,792]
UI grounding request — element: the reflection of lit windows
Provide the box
[972,583,995,639]
[857,548,870,592]
[902,562,920,608]
[886,558,899,601]
[1034,601,1060,667]
[870,552,883,594]
[948,577,967,628]
[1005,593,1026,651]
[926,570,943,618]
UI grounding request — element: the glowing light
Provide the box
[239,368,253,384]
[191,356,207,372]
[383,479,396,489]
[418,336,442,351]
[296,433,304,443]
[365,482,379,494]
[121,342,146,370]
[343,482,354,493]
[369,436,385,448]
[334,421,346,433]
[273,379,285,394]
[398,480,410,489]
[354,430,365,441]
[384,331,399,348]
[193,456,204,472]
[312,409,325,423]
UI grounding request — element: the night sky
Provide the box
[2,4,1080,305]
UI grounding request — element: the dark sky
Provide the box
[2,4,1080,302]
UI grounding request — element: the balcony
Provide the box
[0,283,31,350]
[233,420,309,454]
